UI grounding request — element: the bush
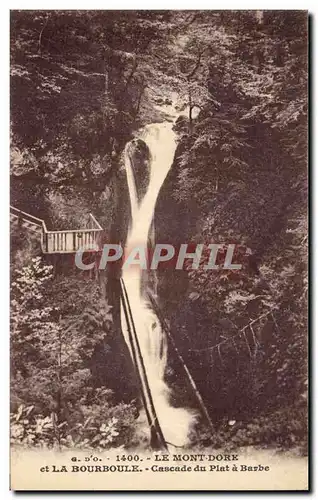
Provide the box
[11,397,137,451]
[193,405,307,454]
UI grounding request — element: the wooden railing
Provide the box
[10,206,103,254]
[44,227,102,254]
[10,205,48,253]
[43,213,103,254]
[10,205,46,230]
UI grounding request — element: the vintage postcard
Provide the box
[10,10,308,491]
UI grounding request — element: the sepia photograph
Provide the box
[9,9,308,491]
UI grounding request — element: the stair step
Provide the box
[10,217,42,233]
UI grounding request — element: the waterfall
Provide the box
[121,120,194,447]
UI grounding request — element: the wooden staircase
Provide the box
[10,206,103,254]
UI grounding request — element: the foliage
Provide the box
[156,10,307,449]
[10,400,136,450]
[194,404,307,453]
[11,257,59,379]
[10,259,137,449]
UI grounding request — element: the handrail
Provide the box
[148,291,214,434]
[10,205,44,224]
[10,206,103,235]
[89,213,103,230]
[11,205,48,252]
[121,279,168,450]
[10,205,48,232]
[45,228,102,234]
[10,205,103,254]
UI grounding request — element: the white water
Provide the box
[120,119,194,447]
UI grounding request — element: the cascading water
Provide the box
[120,118,195,448]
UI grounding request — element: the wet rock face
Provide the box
[173,115,189,134]
[155,97,173,106]
[127,138,151,203]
